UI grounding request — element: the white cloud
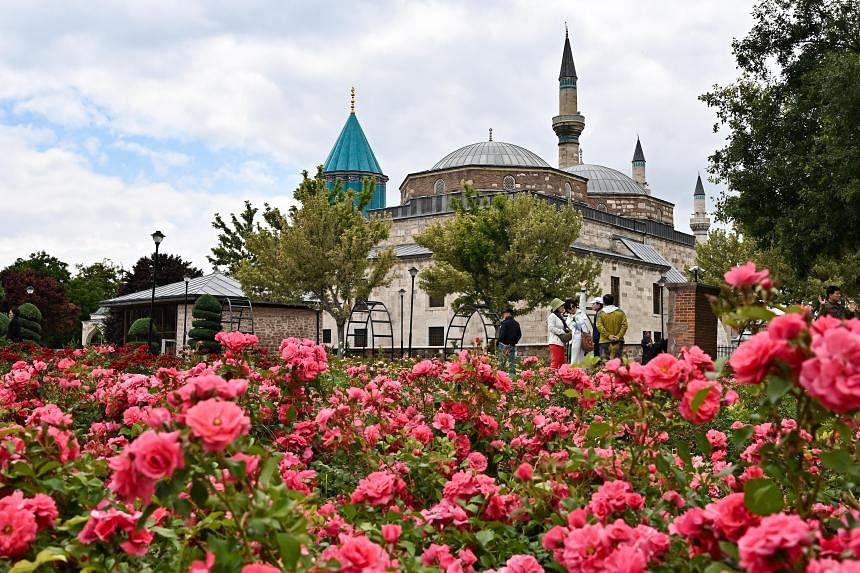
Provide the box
[112,139,191,175]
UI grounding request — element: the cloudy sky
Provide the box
[0,0,753,273]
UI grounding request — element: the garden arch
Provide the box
[345,300,395,358]
[445,305,500,352]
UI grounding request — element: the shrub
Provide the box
[127,317,159,353]
[189,294,222,353]
[18,302,42,344]
[0,312,9,338]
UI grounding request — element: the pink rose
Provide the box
[724,261,770,287]
[705,493,759,542]
[22,493,58,530]
[185,399,250,452]
[768,313,807,341]
[241,565,280,573]
[411,360,434,376]
[129,430,184,480]
[643,353,683,394]
[108,449,157,503]
[0,500,37,558]
[501,554,545,573]
[515,462,534,481]
[729,331,786,384]
[351,471,398,506]
[800,325,860,413]
[188,552,215,572]
[679,379,722,424]
[738,513,812,573]
[381,524,401,544]
[321,534,392,572]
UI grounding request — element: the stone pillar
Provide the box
[666,282,719,358]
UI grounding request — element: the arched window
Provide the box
[564,182,572,200]
[434,179,445,194]
[597,204,608,212]
[503,175,516,191]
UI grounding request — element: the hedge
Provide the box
[18,303,42,344]
[189,294,222,353]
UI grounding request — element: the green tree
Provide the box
[188,294,223,353]
[208,201,284,275]
[701,0,860,275]
[67,260,123,342]
[692,229,761,286]
[1,251,71,285]
[237,167,395,354]
[127,317,158,353]
[415,187,601,315]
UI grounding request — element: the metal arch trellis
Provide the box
[445,305,501,353]
[221,297,255,334]
[345,300,395,358]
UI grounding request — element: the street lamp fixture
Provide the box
[689,266,703,283]
[183,275,191,349]
[147,230,165,354]
[408,267,418,358]
[25,286,34,296]
[398,288,406,358]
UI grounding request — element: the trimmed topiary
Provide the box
[189,294,222,353]
[127,317,160,353]
[18,303,42,344]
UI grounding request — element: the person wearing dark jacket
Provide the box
[6,308,22,342]
[589,297,603,357]
[497,308,522,378]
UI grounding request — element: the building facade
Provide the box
[320,32,712,357]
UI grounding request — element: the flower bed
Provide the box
[1,267,859,572]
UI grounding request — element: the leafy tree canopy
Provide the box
[415,188,601,315]
[2,251,71,285]
[67,260,124,321]
[701,0,860,274]
[694,228,860,303]
[1,270,79,347]
[208,200,284,275]
[236,167,395,353]
[119,254,203,297]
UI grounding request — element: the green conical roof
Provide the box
[323,112,383,175]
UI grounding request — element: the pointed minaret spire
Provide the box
[552,26,585,169]
[690,173,712,243]
[350,87,355,113]
[632,136,647,191]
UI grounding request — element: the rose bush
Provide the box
[1,273,859,572]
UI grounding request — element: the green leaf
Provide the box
[820,449,860,478]
[766,377,793,404]
[563,388,579,399]
[730,426,754,450]
[718,541,740,561]
[695,431,712,457]
[690,386,713,415]
[676,440,692,467]
[190,479,209,507]
[743,478,784,516]
[259,455,278,488]
[585,422,612,440]
[475,529,495,546]
[8,547,68,573]
[277,533,301,571]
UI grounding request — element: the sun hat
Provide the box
[549,298,565,311]
[590,297,603,306]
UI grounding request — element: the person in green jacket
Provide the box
[596,293,628,359]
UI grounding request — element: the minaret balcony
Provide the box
[552,114,585,134]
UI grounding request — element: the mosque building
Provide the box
[319,30,711,356]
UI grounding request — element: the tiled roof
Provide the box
[323,113,384,175]
[432,141,550,170]
[616,237,687,282]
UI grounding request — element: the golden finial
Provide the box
[350,87,355,113]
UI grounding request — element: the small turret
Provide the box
[690,174,711,242]
[631,137,648,193]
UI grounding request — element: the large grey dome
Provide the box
[565,164,647,195]
[432,141,550,170]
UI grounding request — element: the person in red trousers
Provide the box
[547,298,570,369]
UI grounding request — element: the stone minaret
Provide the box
[690,174,712,242]
[632,137,648,193]
[552,27,586,169]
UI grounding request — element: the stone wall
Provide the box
[665,283,720,358]
[400,167,588,203]
[174,304,318,354]
[595,195,674,225]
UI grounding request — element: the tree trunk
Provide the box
[336,318,346,356]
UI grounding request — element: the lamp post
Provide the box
[25,286,34,297]
[182,275,190,348]
[657,274,667,343]
[398,288,406,358]
[408,267,418,358]
[689,266,702,283]
[147,230,165,353]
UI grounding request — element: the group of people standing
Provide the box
[546,284,629,369]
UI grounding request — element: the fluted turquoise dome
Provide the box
[323,101,387,214]
[323,112,383,175]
